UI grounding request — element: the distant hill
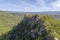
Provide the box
[0,10,60,15]
[40,11,60,15]
[15,11,60,15]
[0,11,60,19]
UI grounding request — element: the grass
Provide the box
[0,12,24,36]
[0,12,60,40]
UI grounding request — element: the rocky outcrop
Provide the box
[0,14,53,40]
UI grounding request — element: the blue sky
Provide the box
[0,0,60,12]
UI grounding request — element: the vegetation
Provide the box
[0,12,60,40]
[0,12,24,36]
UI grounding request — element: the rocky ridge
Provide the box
[0,14,53,40]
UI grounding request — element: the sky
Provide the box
[0,0,60,12]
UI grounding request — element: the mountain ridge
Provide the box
[0,10,60,15]
[0,14,53,40]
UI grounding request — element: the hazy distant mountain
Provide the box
[17,11,60,15]
[40,11,60,15]
[17,11,60,14]
[0,10,60,15]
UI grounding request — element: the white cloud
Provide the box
[0,0,60,12]
[20,0,60,12]
[36,0,45,6]
[51,0,60,7]
[45,0,60,11]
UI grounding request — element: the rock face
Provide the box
[0,14,53,40]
